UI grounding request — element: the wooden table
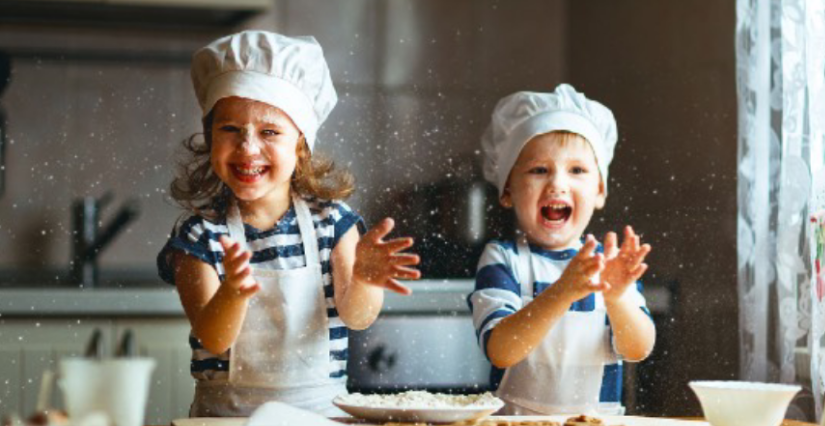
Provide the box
[678,418,815,426]
[165,417,819,426]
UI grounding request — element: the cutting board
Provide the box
[171,415,710,426]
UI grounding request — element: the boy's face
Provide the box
[502,132,605,250]
[210,96,302,206]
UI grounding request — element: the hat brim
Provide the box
[203,70,320,150]
[496,111,608,197]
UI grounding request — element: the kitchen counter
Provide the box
[0,279,477,317]
[0,279,672,317]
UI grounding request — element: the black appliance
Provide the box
[0,50,9,198]
[386,174,514,278]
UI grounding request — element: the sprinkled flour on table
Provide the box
[337,391,502,408]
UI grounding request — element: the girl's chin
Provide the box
[229,182,290,203]
[229,186,269,201]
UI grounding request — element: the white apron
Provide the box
[496,236,613,415]
[190,196,347,417]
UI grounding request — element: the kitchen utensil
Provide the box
[58,357,156,426]
[332,402,499,424]
[688,380,800,426]
[83,328,102,358]
[35,370,54,412]
[332,394,504,424]
[115,329,134,357]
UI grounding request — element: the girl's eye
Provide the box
[261,129,281,137]
[528,166,548,174]
[218,125,239,132]
[571,166,587,174]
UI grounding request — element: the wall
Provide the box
[0,25,215,274]
[0,0,565,276]
[0,0,741,418]
[567,1,739,417]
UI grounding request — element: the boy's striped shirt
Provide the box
[467,239,651,403]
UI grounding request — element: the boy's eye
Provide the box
[571,166,587,174]
[261,129,281,137]
[218,125,239,132]
[528,166,548,174]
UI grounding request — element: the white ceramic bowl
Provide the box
[688,380,801,426]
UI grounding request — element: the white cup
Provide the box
[58,357,156,426]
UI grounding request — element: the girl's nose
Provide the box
[239,127,262,154]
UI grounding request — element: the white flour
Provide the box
[337,391,501,408]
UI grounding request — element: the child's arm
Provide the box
[174,236,260,355]
[332,218,421,330]
[601,226,655,361]
[486,236,608,368]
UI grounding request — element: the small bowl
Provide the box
[688,380,801,426]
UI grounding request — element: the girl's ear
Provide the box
[500,189,514,209]
[292,135,310,176]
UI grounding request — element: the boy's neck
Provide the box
[521,232,585,252]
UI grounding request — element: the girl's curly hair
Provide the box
[170,111,355,220]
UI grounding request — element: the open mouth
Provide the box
[231,164,270,182]
[540,203,572,224]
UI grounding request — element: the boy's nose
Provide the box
[548,173,569,192]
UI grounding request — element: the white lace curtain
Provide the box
[736,0,825,421]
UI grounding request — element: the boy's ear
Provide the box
[595,180,606,210]
[500,189,514,209]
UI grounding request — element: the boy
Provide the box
[469,84,655,415]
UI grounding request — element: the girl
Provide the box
[157,30,420,417]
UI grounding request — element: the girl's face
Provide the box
[502,132,605,250]
[210,97,301,205]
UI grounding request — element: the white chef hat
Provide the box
[191,30,337,151]
[481,83,617,197]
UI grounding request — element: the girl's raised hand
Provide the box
[555,235,608,302]
[219,235,261,298]
[353,218,421,295]
[601,226,651,302]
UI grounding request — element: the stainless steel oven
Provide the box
[347,280,492,393]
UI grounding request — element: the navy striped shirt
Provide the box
[157,197,364,383]
[467,239,651,403]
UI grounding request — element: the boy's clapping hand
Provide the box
[353,218,421,295]
[601,226,651,302]
[555,234,609,302]
[219,235,261,298]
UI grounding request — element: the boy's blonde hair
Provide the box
[546,130,591,150]
[504,130,604,197]
[170,112,354,220]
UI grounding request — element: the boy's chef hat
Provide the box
[191,30,337,151]
[481,83,617,197]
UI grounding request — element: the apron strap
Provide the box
[292,196,321,266]
[226,196,321,267]
[227,198,249,251]
[515,234,534,299]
